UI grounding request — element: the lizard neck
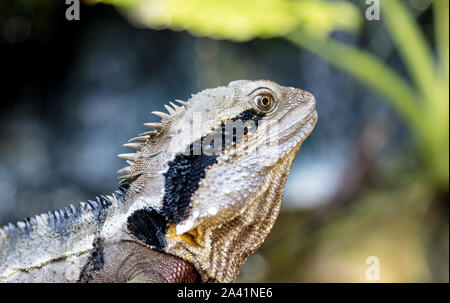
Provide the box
[165,145,299,282]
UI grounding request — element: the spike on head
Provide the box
[143,122,163,131]
[169,102,179,110]
[164,104,176,115]
[118,153,138,162]
[139,131,157,137]
[117,166,131,175]
[152,111,170,120]
[128,135,149,143]
[175,99,189,107]
[123,143,142,150]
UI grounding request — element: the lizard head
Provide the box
[120,80,317,282]
[168,80,317,232]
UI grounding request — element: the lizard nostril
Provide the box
[299,90,315,104]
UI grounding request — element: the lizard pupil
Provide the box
[253,94,274,112]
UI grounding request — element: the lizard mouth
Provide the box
[297,110,318,146]
[277,106,318,144]
[300,110,318,135]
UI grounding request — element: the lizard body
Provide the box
[0,80,317,282]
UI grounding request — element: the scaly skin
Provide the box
[0,80,317,282]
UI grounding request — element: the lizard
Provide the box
[0,80,317,283]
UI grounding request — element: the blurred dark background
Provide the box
[0,0,447,282]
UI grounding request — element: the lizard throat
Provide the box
[166,138,302,282]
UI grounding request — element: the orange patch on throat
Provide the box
[166,223,205,248]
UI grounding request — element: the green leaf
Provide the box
[99,0,362,41]
[381,0,435,106]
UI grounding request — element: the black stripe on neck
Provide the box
[126,109,265,249]
[161,109,265,225]
[127,207,168,250]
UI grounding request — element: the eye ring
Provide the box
[253,94,275,112]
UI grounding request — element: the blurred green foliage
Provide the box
[99,0,361,41]
[98,0,449,190]
[289,0,449,190]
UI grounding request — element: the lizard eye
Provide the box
[253,94,275,112]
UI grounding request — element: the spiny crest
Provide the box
[117,99,189,182]
[0,184,129,237]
